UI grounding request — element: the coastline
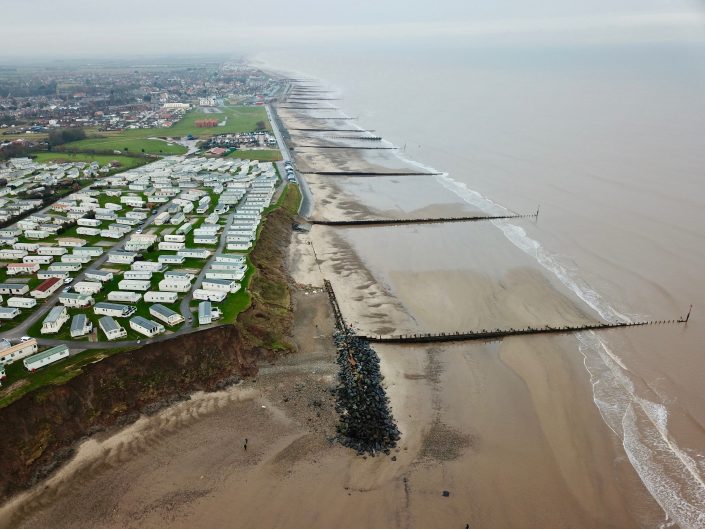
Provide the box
[0,68,695,529]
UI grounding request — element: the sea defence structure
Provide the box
[309,211,538,227]
[325,280,400,454]
[324,278,690,346]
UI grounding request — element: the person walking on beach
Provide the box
[244,438,248,451]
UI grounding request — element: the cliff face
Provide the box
[0,193,299,502]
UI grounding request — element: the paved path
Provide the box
[266,103,313,217]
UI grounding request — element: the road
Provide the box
[266,103,313,217]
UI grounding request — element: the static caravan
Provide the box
[131,261,165,273]
[100,229,123,239]
[124,270,152,280]
[6,262,40,275]
[176,222,193,235]
[7,296,37,308]
[37,270,68,280]
[158,241,185,251]
[118,279,151,292]
[0,339,39,366]
[149,304,184,326]
[98,316,127,341]
[58,293,94,307]
[48,262,81,272]
[194,236,217,245]
[177,248,210,260]
[210,263,246,272]
[206,269,245,281]
[74,246,103,258]
[14,242,39,252]
[215,254,246,265]
[163,234,185,243]
[198,301,212,325]
[0,307,21,320]
[70,314,93,338]
[37,246,67,256]
[202,278,240,294]
[107,291,142,303]
[158,278,191,293]
[107,250,137,264]
[24,345,70,371]
[0,249,28,260]
[129,316,165,338]
[164,271,194,281]
[41,305,69,334]
[61,254,91,264]
[226,242,252,251]
[94,302,136,318]
[77,227,101,236]
[192,289,227,302]
[77,218,101,227]
[57,238,86,248]
[0,283,30,296]
[23,255,53,265]
[85,270,113,283]
[144,291,178,303]
[73,281,102,295]
[24,229,50,240]
[31,277,63,298]
[158,255,185,265]
[153,212,170,225]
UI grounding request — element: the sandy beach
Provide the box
[0,88,683,529]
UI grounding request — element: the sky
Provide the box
[2,0,705,59]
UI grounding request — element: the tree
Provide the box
[255,120,266,131]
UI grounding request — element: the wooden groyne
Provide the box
[298,171,442,176]
[332,135,382,141]
[295,145,397,150]
[324,279,691,346]
[309,212,536,227]
[289,128,374,132]
[360,317,688,344]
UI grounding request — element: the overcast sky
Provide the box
[2,0,705,59]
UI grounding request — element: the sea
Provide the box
[256,40,705,528]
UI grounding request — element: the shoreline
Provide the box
[0,69,695,529]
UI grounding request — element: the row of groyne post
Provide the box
[308,211,538,227]
[298,170,441,176]
[360,317,688,344]
[324,280,401,455]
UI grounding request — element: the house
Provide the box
[41,305,69,334]
[6,297,37,308]
[94,302,136,318]
[70,314,93,338]
[192,289,227,302]
[107,291,142,303]
[0,338,38,365]
[99,316,127,341]
[0,307,21,320]
[149,304,184,326]
[201,278,240,293]
[6,262,40,275]
[158,278,191,293]
[31,277,63,299]
[144,291,178,303]
[198,300,212,325]
[73,281,103,295]
[129,316,165,338]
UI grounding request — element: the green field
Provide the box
[107,106,270,140]
[62,137,187,155]
[227,149,282,162]
[32,152,149,169]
